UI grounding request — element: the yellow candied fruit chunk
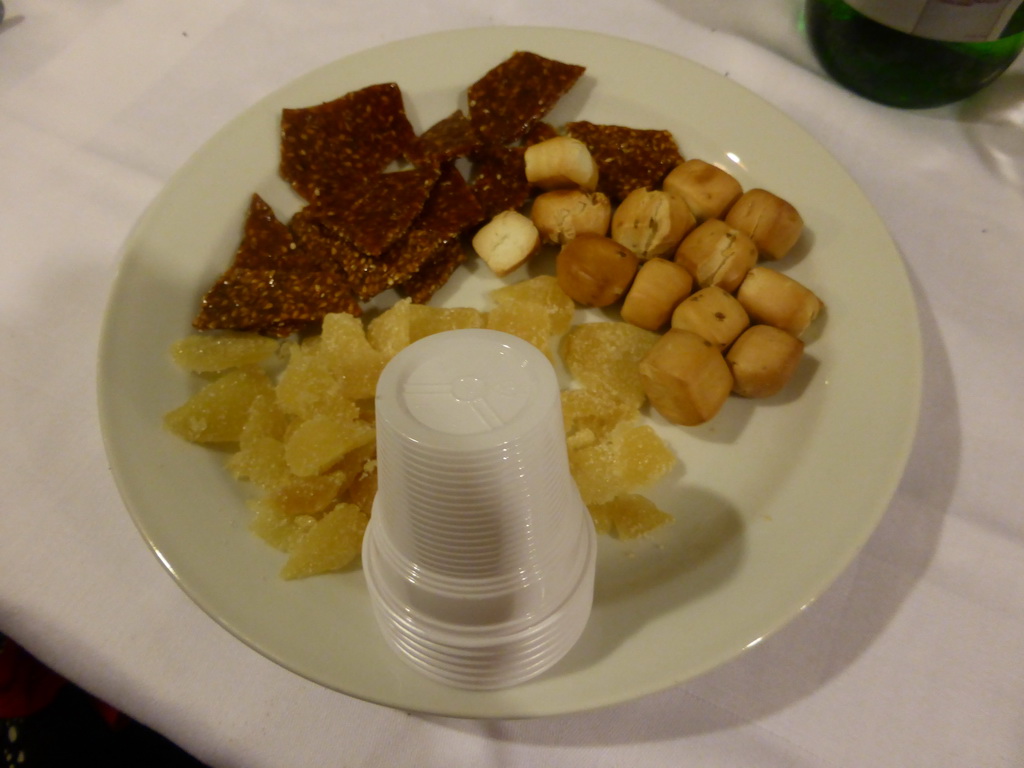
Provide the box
[283,414,375,477]
[589,494,672,539]
[227,436,293,490]
[264,472,346,519]
[367,301,486,361]
[486,300,554,358]
[490,275,575,335]
[408,303,486,340]
[319,313,386,401]
[275,338,362,421]
[280,503,369,580]
[239,394,289,449]
[587,499,615,536]
[169,332,280,373]
[568,423,676,506]
[614,424,677,489]
[248,501,316,552]
[164,367,274,443]
[366,298,414,360]
[566,426,597,451]
[339,455,378,515]
[560,322,659,410]
[331,442,375,486]
[561,388,639,441]
[569,439,618,505]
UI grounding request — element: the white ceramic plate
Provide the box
[98,27,921,718]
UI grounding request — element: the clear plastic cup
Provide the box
[362,329,596,689]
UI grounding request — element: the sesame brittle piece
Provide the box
[398,238,467,304]
[287,208,358,276]
[470,145,530,219]
[193,268,361,337]
[335,164,483,301]
[468,51,585,146]
[407,110,483,165]
[308,165,441,257]
[229,194,299,271]
[416,163,486,239]
[565,121,684,202]
[279,83,418,201]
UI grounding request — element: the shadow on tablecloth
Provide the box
[1,634,209,768]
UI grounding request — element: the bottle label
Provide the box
[846,0,1024,41]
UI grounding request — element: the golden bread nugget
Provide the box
[530,189,612,245]
[611,188,696,260]
[735,266,823,337]
[671,285,750,350]
[662,159,743,222]
[556,234,639,308]
[621,258,694,331]
[674,219,758,294]
[726,324,805,398]
[639,329,733,426]
[473,210,541,277]
[724,188,804,261]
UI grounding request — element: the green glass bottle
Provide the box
[805,0,1024,108]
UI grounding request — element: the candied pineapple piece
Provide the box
[339,452,378,515]
[587,499,615,536]
[569,439,619,506]
[490,275,575,335]
[566,426,598,451]
[366,298,414,360]
[249,501,317,552]
[169,332,280,373]
[164,367,274,443]
[283,414,375,477]
[331,442,376,485]
[239,394,289,449]
[561,388,639,441]
[275,338,361,421]
[226,393,295,488]
[560,322,659,410]
[486,300,555,358]
[227,436,293,490]
[264,472,346,518]
[614,424,676,489]
[568,422,675,506]
[589,494,672,539]
[280,503,369,579]
[407,303,486,340]
[319,313,386,400]
[367,300,487,361]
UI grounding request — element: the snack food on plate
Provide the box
[166,49,829,581]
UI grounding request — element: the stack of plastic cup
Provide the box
[362,328,596,690]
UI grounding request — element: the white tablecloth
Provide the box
[3,1,1022,765]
